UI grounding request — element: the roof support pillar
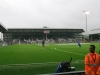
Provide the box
[90,35,92,42]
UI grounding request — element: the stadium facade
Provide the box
[3,28,84,42]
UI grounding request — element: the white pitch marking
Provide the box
[55,43,90,45]
[51,48,85,56]
[0,60,84,66]
[76,60,84,63]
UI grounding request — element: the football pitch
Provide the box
[0,43,100,75]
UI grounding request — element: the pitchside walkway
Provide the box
[37,70,85,75]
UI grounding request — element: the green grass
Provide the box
[0,43,100,75]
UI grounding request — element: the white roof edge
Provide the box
[8,28,83,29]
[83,29,100,35]
[91,28,100,31]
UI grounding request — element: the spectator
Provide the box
[84,45,100,75]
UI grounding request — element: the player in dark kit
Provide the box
[42,39,45,49]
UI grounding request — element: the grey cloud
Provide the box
[0,0,100,31]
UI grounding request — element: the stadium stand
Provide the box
[84,28,100,42]
[3,28,84,44]
[8,37,84,44]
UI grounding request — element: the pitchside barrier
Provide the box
[37,70,85,75]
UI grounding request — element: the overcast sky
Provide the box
[0,0,100,32]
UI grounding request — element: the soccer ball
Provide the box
[55,48,56,49]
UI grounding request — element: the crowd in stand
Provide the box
[0,37,88,46]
